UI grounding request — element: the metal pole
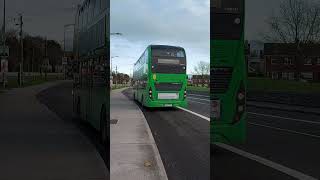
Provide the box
[18,13,23,86]
[2,0,6,88]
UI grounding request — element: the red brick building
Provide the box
[191,75,210,86]
[264,43,320,82]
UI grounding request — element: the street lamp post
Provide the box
[111,56,118,88]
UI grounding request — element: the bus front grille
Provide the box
[155,83,182,91]
[211,67,233,94]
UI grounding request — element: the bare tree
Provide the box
[193,61,209,87]
[265,0,320,44]
[265,0,320,80]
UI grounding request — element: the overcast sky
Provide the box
[0,0,82,44]
[0,0,284,73]
[111,0,210,75]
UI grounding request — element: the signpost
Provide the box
[1,58,8,88]
[0,46,9,57]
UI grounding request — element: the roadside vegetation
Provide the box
[0,74,63,91]
[111,84,130,90]
[248,77,320,93]
[187,85,209,92]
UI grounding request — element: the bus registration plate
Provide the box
[158,93,179,100]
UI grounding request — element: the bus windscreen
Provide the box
[151,47,186,74]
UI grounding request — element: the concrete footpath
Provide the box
[0,81,108,180]
[110,88,168,180]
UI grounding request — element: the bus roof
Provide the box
[134,45,185,66]
[149,44,184,50]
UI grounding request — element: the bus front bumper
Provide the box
[211,117,246,144]
[145,98,187,108]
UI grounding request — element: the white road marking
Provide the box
[177,107,210,121]
[249,112,320,125]
[187,96,210,102]
[215,143,318,180]
[188,93,210,98]
[188,99,209,105]
[181,97,317,179]
[249,122,320,139]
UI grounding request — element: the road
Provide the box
[122,88,210,180]
[37,82,320,179]
[37,81,109,167]
[0,81,108,180]
[185,92,320,180]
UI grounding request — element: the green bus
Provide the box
[211,0,247,144]
[72,0,109,165]
[133,45,188,108]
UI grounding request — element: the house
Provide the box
[264,43,320,81]
[191,74,210,86]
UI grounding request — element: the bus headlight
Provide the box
[149,88,153,99]
[233,82,246,124]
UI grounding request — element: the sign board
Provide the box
[0,46,9,57]
[0,59,8,83]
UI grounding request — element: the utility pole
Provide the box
[44,37,47,81]
[115,65,118,87]
[16,13,23,86]
[1,0,6,88]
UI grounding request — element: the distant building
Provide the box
[191,74,210,86]
[246,40,265,75]
[264,43,320,81]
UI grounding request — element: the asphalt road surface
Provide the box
[37,81,108,167]
[185,92,320,180]
[37,82,320,179]
[122,88,210,180]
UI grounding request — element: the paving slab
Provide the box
[110,88,168,180]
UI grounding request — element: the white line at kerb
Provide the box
[188,99,209,105]
[215,143,317,180]
[188,93,210,98]
[187,97,210,102]
[177,107,210,121]
[249,112,320,125]
[249,122,320,139]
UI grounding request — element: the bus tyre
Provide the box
[141,96,144,107]
[73,96,81,120]
[100,106,109,169]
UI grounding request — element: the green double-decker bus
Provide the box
[133,45,188,108]
[211,0,247,144]
[72,0,109,166]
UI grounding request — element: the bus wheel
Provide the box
[100,106,107,144]
[73,96,81,120]
[77,97,81,114]
[141,95,144,107]
[100,105,109,169]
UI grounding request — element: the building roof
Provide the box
[264,43,320,56]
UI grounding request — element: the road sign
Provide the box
[0,46,9,57]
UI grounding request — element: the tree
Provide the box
[193,61,209,87]
[265,0,320,80]
[265,0,320,43]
